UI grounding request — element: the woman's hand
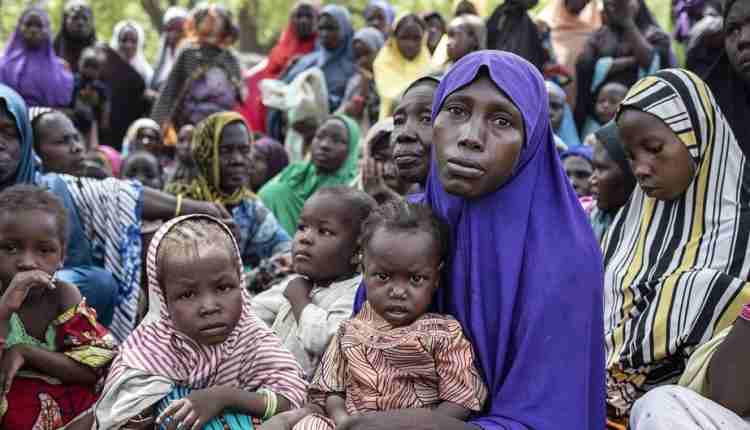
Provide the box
[156,388,226,430]
[363,157,401,204]
[0,345,25,395]
[0,270,56,318]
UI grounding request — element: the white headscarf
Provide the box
[110,20,154,84]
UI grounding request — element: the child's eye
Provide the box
[0,244,18,254]
[217,284,234,293]
[410,275,426,284]
[320,229,335,236]
[297,224,308,232]
[178,291,195,300]
[374,273,390,282]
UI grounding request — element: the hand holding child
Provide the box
[0,270,56,318]
[0,345,25,394]
[156,387,226,430]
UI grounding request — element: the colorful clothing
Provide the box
[0,7,74,107]
[155,386,262,430]
[121,118,160,157]
[94,215,307,429]
[151,7,188,90]
[602,69,750,417]
[294,302,487,430]
[1,302,116,430]
[374,13,432,119]
[355,51,606,429]
[259,115,361,235]
[251,274,362,378]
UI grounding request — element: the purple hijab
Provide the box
[0,8,74,107]
[254,136,290,181]
[355,51,605,429]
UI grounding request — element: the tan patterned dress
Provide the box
[294,302,487,430]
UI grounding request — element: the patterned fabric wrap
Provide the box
[603,69,750,416]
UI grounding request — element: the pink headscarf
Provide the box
[104,214,306,405]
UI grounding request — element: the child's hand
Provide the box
[156,387,225,430]
[284,276,313,300]
[0,345,25,394]
[0,270,56,316]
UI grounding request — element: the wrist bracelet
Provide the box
[258,388,278,420]
[740,303,750,322]
[175,194,183,217]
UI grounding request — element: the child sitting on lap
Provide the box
[271,201,488,430]
[93,215,307,430]
[251,186,377,378]
[0,185,116,430]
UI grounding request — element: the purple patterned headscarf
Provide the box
[355,51,606,428]
[0,7,74,107]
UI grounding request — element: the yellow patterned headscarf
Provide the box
[173,111,255,206]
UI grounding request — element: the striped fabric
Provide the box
[296,302,487,430]
[602,69,750,416]
[57,175,144,342]
[102,215,307,412]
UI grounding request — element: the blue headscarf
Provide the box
[561,145,594,163]
[546,80,582,148]
[367,0,396,25]
[426,52,605,429]
[0,84,36,186]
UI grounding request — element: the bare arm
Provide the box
[621,22,657,69]
[435,401,472,422]
[218,387,293,416]
[18,344,97,385]
[326,394,350,426]
[707,319,750,416]
[141,187,227,221]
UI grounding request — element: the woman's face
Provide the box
[396,19,424,61]
[118,27,139,60]
[218,122,252,194]
[446,23,475,63]
[135,126,162,152]
[392,82,437,185]
[20,12,46,50]
[310,119,349,174]
[365,6,388,35]
[36,113,86,177]
[618,109,696,201]
[591,139,631,210]
[0,105,21,188]
[318,14,340,51]
[548,89,565,131]
[434,75,524,199]
[562,155,593,197]
[176,125,194,163]
[292,4,317,40]
[725,0,750,82]
[65,7,93,40]
[353,39,375,71]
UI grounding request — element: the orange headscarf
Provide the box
[184,3,238,49]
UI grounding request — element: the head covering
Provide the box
[237,1,319,133]
[316,5,355,68]
[259,115,362,235]
[673,0,707,42]
[254,136,290,182]
[53,0,96,73]
[0,7,74,108]
[110,20,154,85]
[151,6,189,89]
[184,2,238,48]
[121,118,161,157]
[367,0,396,26]
[103,214,306,406]
[602,69,750,416]
[546,80,582,147]
[417,51,606,428]
[593,120,635,192]
[353,27,386,53]
[0,84,36,186]
[374,13,432,119]
[452,14,487,51]
[560,145,593,163]
[174,112,256,206]
[486,0,545,71]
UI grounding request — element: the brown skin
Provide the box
[591,139,632,210]
[157,244,291,429]
[218,121,252,196]
[134,126,162,153]
[396,17,424,61]
[425,15,446,54]
[434,75,524,199]
[365,6,389,35]
[19,11,47,50]
[594,82,628,125]
[446,21,477,63]
[65,7,93,41]
[318,14,340,51]
[292,4,317,41]
[707,318,750,417]
[562,155,593,197]
[310,118,349,174]
[176,124,195,165]
[547,89,566,132]
[118,26,139,61]
[35,113,86,176]
[122,151,163,190]
[617,109,696,201]
[603,0,658,69]
[725,0,750,82]
[0,210,97,394]
[565,0,590,15]
[0,106,23,188]
[393,82,438,186]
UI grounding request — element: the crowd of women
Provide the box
[0,0,750,428]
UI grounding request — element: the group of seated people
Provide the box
[1,0,750,429]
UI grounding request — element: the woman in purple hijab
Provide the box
[351,51,606,429]
[0,7,74,107]
[250,136,290,191]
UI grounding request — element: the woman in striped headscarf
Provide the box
[602,68,750,426]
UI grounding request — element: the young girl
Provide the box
[0,185,116,430]
[251,186,377,378]
[94,214,307,430]
[273,200,488,430]
[581,81,629,140]
[121,150,164,190]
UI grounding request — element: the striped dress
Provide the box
[294,302,487,430]
[602,69,750,417]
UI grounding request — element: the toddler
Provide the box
[73,47,111,132]
[0,185,115,430]
[251,186,377,378]
[121,150,164,189]
[582,81,629,140]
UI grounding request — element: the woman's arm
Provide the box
[16,344,97,385]
[707,318,750,416]
[141,187,229,220]
[621,23,657,69]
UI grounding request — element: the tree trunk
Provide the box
[238,0,262,53]
[141,0,166,34]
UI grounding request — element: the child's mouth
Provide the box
[200,323,228,336]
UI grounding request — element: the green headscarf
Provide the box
[259,114,361,235]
